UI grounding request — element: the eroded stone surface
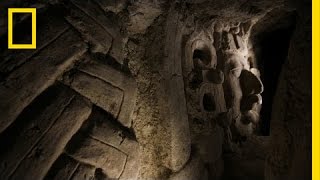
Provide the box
[64,71,124,119]
[9,96,92,180]
[0,29,87,134]
[88,111,125,148]
[45,154,79,180]
[169,155,207,180]
[0,0,310,180]
[95,0,128,14]
[0,85,75,178]
[66,7,113,54]
[66,136,127,179]
[70,0,125,63]
[78,57,137,128]
[127,1,162,34]
[0,10,70,74]
[70,163,96,180]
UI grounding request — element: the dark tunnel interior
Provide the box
[256,15,296,135]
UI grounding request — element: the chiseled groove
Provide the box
[66,135,129,179]
[70,1,114,38]
[8,95,76,178]
[118,155,128,180]
[3,27,70,76]
[88,134,128,156]
[76,69,124,93]
[76,69,125,119]
[118,91,126,124]
[67,162,80,180]
[91,0,108,14]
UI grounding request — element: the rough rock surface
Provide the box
[0,0,310,179]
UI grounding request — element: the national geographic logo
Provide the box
[8,8,36,49]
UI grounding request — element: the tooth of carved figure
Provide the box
[250,68,261,77]
[214,22,224,32]
[242,110,260,124]
[230,26,240,34]
[241,94,262,112]
[222,32,237,50]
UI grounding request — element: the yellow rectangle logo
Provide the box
[8,8,36,49]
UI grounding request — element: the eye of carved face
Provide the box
[193,48,212,69]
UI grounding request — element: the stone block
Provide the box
[71,0,124,63]
[45,154,79,180]
[0,29,87,134]
[79,59,137,127]
[66,71,124,119]
[0,11,70,74]
[10,97,92,180]
[66,7,113,54]
[66,136,127,179]
[0,85,75,178]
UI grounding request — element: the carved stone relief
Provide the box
[183,21,264,158]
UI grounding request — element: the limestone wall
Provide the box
[0,0,311,179]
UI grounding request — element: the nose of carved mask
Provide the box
[239,69,264,96]
[239,68,263,126]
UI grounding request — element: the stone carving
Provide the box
[182,29,227,179]
[0,0,309,179]
[0,3,139,178]
[222,53,263,137]
[183,22,264,158]
[217,22,264,145]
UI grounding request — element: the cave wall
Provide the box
[265,0,312,179]
[0,1,141,179]
[0,0,311,179]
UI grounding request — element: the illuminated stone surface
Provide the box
[0,0,311,179]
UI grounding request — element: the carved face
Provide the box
[181,37,228,179]
[223,53,264,136]
[180,29,264,179]
[184,30,264,138]
[188,39,226,116]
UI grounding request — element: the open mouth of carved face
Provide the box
[199,82,226,116]
[202,93,216,112]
